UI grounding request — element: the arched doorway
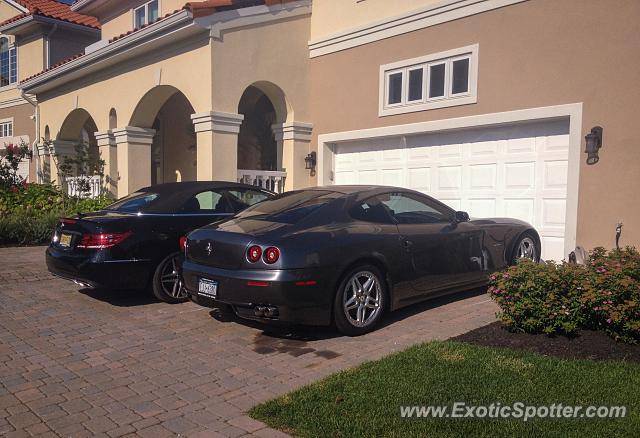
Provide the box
[129,86,196,185]
[57,108,100,176]
[237,86,278,171]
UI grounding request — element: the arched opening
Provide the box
[129,86,196,185]
[58,108,100,176]
[109,108,117,130]
[237,86,278,171]
[44,125,50,141]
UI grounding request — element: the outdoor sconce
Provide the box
[305,151,317,175]
[584,126,603,165]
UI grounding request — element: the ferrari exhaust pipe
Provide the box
[264,306,278,318]
[254,306,266,317]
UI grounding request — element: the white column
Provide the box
[191,111,244,182]
[95,130,117,197]
[272,121,313,191]
[112,126,155,198]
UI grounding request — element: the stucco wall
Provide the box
[211,15,311,123]
[49,29,99,67]
[37,34,213,139]
[18,36,44,81]
[100,0,189,41]
[0,1,21,22]
[309,0,640,250]
[310,0,441,41]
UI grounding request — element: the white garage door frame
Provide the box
[317,103,583,258]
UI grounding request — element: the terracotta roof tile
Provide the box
[0,0,100,29]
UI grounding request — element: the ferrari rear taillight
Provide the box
[264,247,280,264]
[77,231,132,249]
[247,245,262,263]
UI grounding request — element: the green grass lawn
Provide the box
[250,342,640,437]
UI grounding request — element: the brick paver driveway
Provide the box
[0,246,497,437]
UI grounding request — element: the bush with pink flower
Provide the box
[489,246,640,343]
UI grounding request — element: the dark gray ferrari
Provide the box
[182,186,540,335]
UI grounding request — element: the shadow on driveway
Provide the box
[79,287,161,307]
[209,286,489,344]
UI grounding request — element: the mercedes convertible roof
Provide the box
[137,181,266,194]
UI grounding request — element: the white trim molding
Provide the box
[191,111,244,134]
[112,126,155,145]
[272,121,313,142]
[199,0,311,40]
[5,0,29,14]
[95,130,116,147]
[317,102,583,257]
[308,0,527,58]
[51,140,77,156]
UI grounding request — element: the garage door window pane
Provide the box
[451,58,470,94]
[387,72,403,105]
[428,63,446,98]
[408,68,424,102]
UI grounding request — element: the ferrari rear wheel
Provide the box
[333,265,386,336]
[152,252,188,303]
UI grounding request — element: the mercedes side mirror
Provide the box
[454,211,470,222]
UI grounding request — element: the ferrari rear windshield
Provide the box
[237,190,339,223]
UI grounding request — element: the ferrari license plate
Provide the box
[198,278,218,299]
[59,233,73,248]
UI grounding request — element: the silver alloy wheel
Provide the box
[343,271,383,328]
[516,236,537,261]
[160,256,187,299]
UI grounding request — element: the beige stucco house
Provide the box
[0,0,99,181]
[15,0,640,259]
[20,0,312,198]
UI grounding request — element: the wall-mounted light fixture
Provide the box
[584,126,603,165]
[305,151,317,175]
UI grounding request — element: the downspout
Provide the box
[22,24,56,183]
[20,90,40,183]
[44,24,58,70]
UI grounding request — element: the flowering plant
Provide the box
[0,139,32,189]
[489,247,640,343]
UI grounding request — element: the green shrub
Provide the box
[489,247,640,343]
[0,183,113,246]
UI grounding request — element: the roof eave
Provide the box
[20,9,196,94]
[0,14,101,35]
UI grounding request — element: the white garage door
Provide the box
[334,119,570,261]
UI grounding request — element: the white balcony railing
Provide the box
[66,175,102,198]
[237,169,287,194]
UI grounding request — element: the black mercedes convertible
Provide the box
[182,185,540,335]
[46,181,272,303]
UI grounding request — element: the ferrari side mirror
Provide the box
[454,211,470,222]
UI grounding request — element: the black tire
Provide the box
[333,264,387,336]
[152,252,189,303]
[510,231,541,265]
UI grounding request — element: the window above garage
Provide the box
[379,44,478,117]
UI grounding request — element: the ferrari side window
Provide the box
[350,197,395,224]
[380,192,451,224]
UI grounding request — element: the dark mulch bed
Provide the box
[452,322,640,363]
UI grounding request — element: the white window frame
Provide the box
[379,44,479,117]
[384,69,405,108]
[132,0,160,29]
[0,35,18,89]
[0,118,13,139]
